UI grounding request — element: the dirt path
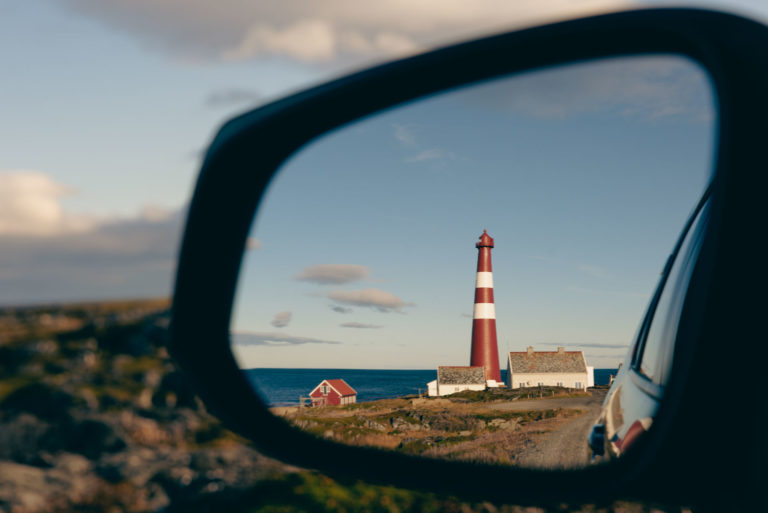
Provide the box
[488,393,602,412]
[499,390,607,469]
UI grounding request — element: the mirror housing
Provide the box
[171,8,768,507]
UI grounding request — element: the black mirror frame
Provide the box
[171,8,768,508]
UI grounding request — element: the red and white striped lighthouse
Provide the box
[470,230,501,382]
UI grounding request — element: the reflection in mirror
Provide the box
[230,55,715,469]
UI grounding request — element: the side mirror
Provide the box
[589,424,606,459]
[171,8,768,507]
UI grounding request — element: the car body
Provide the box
[590,192,711,460]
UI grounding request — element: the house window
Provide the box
[557,382,563,387]
[537,382,544,387]
[575,382,583,389]
[322,385,329,395]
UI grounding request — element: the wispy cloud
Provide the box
[295,264,369,285]
[406,148,452,163]
[232,331,341,346]
[461,56,713,122]
[330,305,353,314]
[328,287,410,313]
[270,311,292,328]
[393,124,416,146]
[340,322,382,329]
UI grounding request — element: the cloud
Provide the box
[232,331,341,346]
[406,148,452,162]
[295,264,369,284]
[138,205,175,222]
[393,124,416,146]
[327,287,409,312]
[460,56,713,121]
[394,124,454,164]
[340,321,382,329]
[60,1,631,65]
[246,237,262,250]
[330,305,353,314]
[270,310,292,328]
[223,19,339,62]
[206,88,264,108]
[0,171,96,236]
[0,171,184,305]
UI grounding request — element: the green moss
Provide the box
[243,471,445,513]
[0,376,35,401]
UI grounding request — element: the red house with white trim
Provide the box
[309,379,357,406]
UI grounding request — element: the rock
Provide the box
[362,419,388,431]
[96,447,166,486]
[0,454,99,512]
[118,411,169,446]
[0,413,51,465]
[134,388,154,409]
[1,383,82,421]
[61,418,127,459]
[76,387,100,411]
[489,418,520,431]
[390,417,421,431]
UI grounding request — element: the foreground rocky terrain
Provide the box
[0,299,294,512]
[0,299,690,513]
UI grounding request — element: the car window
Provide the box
[638,199,710,385]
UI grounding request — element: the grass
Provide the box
[287,392,587,464]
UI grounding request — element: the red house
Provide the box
[309,379,357,406]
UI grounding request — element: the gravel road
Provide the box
[491,389,608,469]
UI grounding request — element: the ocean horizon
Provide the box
[244,368,618,406]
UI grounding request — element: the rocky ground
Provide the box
[0,300,292,512]
[0,300,691,513]
[282,391,587,466]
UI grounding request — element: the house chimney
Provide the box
[527,346,534,356]
[470,230,501,382]
[557,346,564,354]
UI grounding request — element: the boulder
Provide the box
[1,383,82,421]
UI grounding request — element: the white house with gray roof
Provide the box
[507,346,592,390]
[427,366,486,396]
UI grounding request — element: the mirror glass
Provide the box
[229,55,715,469]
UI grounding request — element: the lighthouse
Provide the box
[470,230,502,382]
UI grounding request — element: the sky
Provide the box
[230,56,715,369]
[3,0,768,369]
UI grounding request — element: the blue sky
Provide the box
[230,57,714,368]
[2,0,766,368]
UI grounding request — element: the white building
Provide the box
[427,366,486,396]
[507,346,592,390]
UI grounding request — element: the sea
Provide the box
[244,368,618,406]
